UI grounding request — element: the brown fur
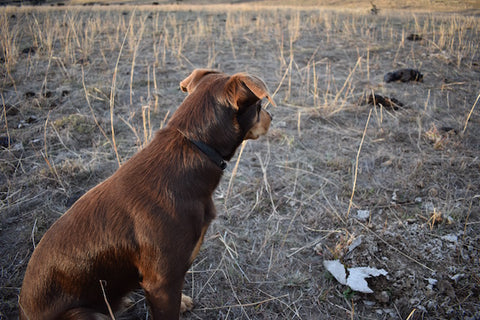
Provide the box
[19,69,274,320]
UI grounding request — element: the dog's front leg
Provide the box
[141,278,183,320]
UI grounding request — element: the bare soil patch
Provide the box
[1,3,479,319]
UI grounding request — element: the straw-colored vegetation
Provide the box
[1,1,479,319]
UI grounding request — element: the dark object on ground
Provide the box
[22,47,37,55]
[65,191,84,208]
[407,34,422,41]
[76,57,90,65]
[363,93,404,111]
[370,2,379,15]
[42,91,53,98]
[5,104,19,116]
[26,115,38,124]
[439,126,458,134]
[0,136,12,148]
[384,69,423,83]
[25,91,36,99]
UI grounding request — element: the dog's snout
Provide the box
[265,109,272,120]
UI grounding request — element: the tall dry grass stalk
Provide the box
[109,8,137,166]
[463,93,479,134]
[346,108,372,219]
[0,11,19,90]
[40,113,66,191]
[129,15,147,106]
[81,66,110,143]
[1,93,10,149]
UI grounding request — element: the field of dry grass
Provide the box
[1,1,479,319]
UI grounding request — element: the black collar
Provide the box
[177,129,227,170]
[190,140,227,170]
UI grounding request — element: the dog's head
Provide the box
[179,69,274,140]
[171,69,274,160]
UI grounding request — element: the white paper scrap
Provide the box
[323,260,347,285]
[323,260,388,293]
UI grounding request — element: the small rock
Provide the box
[12,143,24,151]
[391,190,397,202]
[26,115,38,124]
[363,300,376,307]
[376,291,390,303]
[441,234,458,244]
[314,242,323,255]
[382,309,397,317]
[426,277,437,290]
[437,279,455,298]
[422,202,435,211]
[450,273,464,283]
[357,210,370,221]
[428,188,438,197]
[348,236,362,253]
[30,138,42,145]
[426,300,436,310]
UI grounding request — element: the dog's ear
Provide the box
[224,73,276,109]
[180,69,220,94]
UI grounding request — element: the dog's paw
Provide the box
[180,294,194,313]
[121,296,135,310]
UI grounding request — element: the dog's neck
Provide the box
[189,139,227,170]
[177,129,227,170]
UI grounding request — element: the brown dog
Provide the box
[19,69,274,320]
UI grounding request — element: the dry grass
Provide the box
[1,2,479,319]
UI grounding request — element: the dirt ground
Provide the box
[1,2,479,319]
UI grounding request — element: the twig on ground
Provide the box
[99,280,116,320]
[197,294,289,311]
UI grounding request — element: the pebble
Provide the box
[450,273,464,283]
[376,291,390,303]
[441,234,458,244]
[356,209,370,221]
[427,300,436,310]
